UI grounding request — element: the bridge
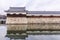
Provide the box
[5,7,60,40]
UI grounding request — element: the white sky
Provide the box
[0,0,60,15]
[1,0,60,40]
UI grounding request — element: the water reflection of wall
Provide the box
[7,24,27,31]
[7,23,60,31]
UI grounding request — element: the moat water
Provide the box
[0,25,60,40]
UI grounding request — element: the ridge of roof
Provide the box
[27,11,60,14]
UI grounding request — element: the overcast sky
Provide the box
[1,0,60,40]
[0,0,60,15]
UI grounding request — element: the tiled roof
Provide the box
[5,7,60,14]
[27,11,60,14]
[5,7,26,12]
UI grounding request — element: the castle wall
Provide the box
[6,17,27,24]
[6,17,60,31]
[6,17,60,24]
[27,18,60,23]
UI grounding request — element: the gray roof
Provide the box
[5,7,60,14]
[5,7,26,12]
[27,11,60,14]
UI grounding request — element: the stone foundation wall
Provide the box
[6,17,27,24]
[6,17,60,31]
[27,18,60,23]
[6,17,60,24]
